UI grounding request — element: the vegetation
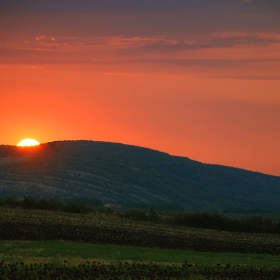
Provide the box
[169,211,280,234]
[1,208,280,255]
[1,197,280,234]
[1,240,280,266]
[1,261,280,280]
[1,140,280,211]
[122,209,280,234]
[0,207,280,279]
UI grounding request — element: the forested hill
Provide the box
[0,140,280,212]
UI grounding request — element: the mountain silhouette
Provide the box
[0,140,279,211]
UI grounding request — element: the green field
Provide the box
[1,240,280,267]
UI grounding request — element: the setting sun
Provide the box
[17,139,40,147]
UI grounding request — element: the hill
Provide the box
[0,140,280,211]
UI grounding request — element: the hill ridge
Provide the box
[0,140,279,211]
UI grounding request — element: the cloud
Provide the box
[0,64,41,69]
[121,33,280,54]
[209,75,280,80]
[99,72,280,81]
[36,35,56,42]
[1,32,279,70]
[112,58,280,68]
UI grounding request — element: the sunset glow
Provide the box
[0,1,280,176]
[17,139,40,147]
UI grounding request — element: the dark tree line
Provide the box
[0,197,99,214]
[119,209,280,234]
[170,211,280,234]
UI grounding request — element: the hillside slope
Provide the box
[0,140,280,211]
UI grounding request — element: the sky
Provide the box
[0,0,280,176]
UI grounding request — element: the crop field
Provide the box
[1,208,280,254]
[1,261,280,280]
[0,208,280,279]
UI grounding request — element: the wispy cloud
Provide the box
[1,32,279,72]
[0,64,41,69]
[209,75,280,80]
[100,72,188,79]
[114,58,280,67]
[121,33,280,54]
[35,35,55,42]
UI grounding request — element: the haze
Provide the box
[0,0,279,176]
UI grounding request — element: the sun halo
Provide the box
[17,138,40,147]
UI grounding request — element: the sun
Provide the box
[17,138,40,147]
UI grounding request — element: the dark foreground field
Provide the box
[1,208,280,279]
[1,208,280,254]
[1,261,280,280]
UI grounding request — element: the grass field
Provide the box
[1,240,280,267]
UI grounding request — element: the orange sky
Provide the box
[1,0,280,176]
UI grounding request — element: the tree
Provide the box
[148,206,159,221]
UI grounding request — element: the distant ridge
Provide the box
[0,140,280,211]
